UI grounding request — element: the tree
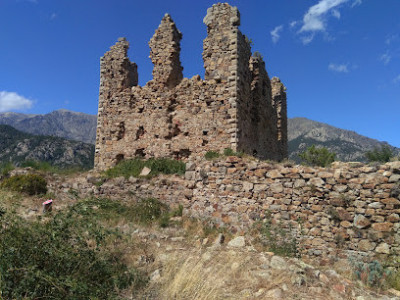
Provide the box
[365,145,394,163]
[299,145,336,167]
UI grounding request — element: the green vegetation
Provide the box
[0,174,47,195]
[205,150,221,160]
[0,197,148,299]
[223,148,244,157]
[104,157,186,179]
[253,212,299,257]
[350,259,391,289]
[133,197,168,225]
[0,125,94,170]
[0,162,14,176]
[21,160,53,171]
[365,145,394,163]
[298,145,336,167]
[19,160,89,175]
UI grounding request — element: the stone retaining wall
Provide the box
[49,158,400,261]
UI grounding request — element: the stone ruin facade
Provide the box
[94,3,288,171]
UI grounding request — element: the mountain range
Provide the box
[0,124,94,169]
[0,109,97,144]
[288,117,399,163]
[0,110,398,164]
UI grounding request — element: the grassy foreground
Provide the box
[0,196,159,299]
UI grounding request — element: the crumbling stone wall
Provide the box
[51,160,400,261]
[94,3,287,171]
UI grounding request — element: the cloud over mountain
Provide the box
[0,91,33,112]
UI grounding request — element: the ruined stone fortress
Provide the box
[94,3,287,171]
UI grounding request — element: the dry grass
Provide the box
[156,249,296,299]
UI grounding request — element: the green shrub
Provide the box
[0,204,147,299]
[104,158,186,179]
[350,259,391,288]
[254,212,299,257]
[365,145,394,163]
[0,162,14,176]
[205,151,220,160]
[21,160,52,171]
[0,174,47,195]
[298,145,336,167]
[223,148,244,157]
[20,160,89,175]
[172,204,184,217]
[133,198,168,225]
[223,148,235,156]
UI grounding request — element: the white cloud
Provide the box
[300,0,348,33]
[0,91,33,112]
[290,21,298,28]
[328,63,349,73]
[50,13,57,20]
[270,25,284,44]
[394,75,400,84]
[386,34,399,45]
[380,53,392,65]
[332,9,341,19]
[297,0,362,44]
[301,34,315,45]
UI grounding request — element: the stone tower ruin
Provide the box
[94,3,288,171]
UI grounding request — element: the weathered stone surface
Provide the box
[375,243,390,254]
[308,177,325,187]
[270,256,288,270]
[381,198,400,205]
[227,236,245,248]
[389,174,400,183]
[267,169,283,179]
[139,166,151,176]
[354,215,370,229]
[94,3,287,171]
[149,14,183,88]
[335,207,351,221]
[371,222,393,232]
[358,240,376,251]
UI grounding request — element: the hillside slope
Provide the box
[0,109,97,144]
[288,118,399,162]
[0,125,94,168]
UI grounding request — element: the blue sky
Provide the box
[1,0,399,147]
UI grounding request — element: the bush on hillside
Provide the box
[205,151,221,160]
[0,201,147,299]
[0,174,47,195]
[0,162,14,176]
[298,145,336,167]
[365,145,394,163]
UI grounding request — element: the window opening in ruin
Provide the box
[202,139,208,146]
[135,126,145,140]
[165,124,181,140]
[203,130,208,136]
[134,148,145,157]
[116,154,124,164]
[172,149,191,160]
[138,107,144,113]
[117,122,125,140]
